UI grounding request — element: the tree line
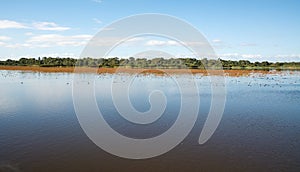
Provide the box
[0,57,299,70]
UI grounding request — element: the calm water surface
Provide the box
[0,70,299,171]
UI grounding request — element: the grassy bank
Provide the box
[1,65,297,76]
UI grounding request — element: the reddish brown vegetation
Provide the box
[0,66,285,76]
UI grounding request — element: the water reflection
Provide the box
[0,70,299,171]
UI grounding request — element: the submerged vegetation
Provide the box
[0,57,300,70]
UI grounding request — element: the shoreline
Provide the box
[0,65,297,76]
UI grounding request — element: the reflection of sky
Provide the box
[0,71,300,171]
[2,70,300,117]
[1,70,300,120]
[0,71,73,118]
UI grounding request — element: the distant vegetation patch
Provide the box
[0,57,299,70]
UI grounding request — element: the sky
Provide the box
[0,0,299,62]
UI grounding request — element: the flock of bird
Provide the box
[0,70,299,89]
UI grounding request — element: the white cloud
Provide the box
[126,37,145,42]
[4,43,32,48]
[0,36,12,47]
[0,34,92,49]
[240,42,257,47]
[134,50,175,59]
[102,27,115,31]
[0,20,28,29]
[32,22,70,31]
[145,40,179,46]
[0,36,11,41]
[273,54,300,61]
[26,34,93,47]
[211,39,232,50]
[25,32,34,36]
[241,54,262,58]
[216,53,300,62]
[92,0,102,3]
[0,20,70,31]
[93,18,102,24]
[212,39,222,43]
[19,53,79,59]
[87,36,145,47]
[218,53,262,59]
[146,40,165,46]
[93,27,115,31]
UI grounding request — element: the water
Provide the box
[0,70,299,171]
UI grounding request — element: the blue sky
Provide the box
[0,0,299,61]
